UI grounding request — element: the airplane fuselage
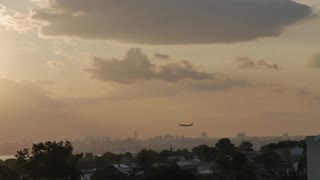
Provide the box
[179,123,193,127]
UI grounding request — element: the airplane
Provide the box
[179,123,193,127]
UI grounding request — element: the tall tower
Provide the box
[134,131,138,140]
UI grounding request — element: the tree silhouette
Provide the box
[16,141,82,180]
[146,165,197,180]
[215,138,235,155]
[214,151,258,180]
[91,165,128,180]
[239,141,254,152]
[0,165,20,180]
[192,145,217,162]
[135,149,159,175]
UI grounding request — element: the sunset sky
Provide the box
[0,0,320,142]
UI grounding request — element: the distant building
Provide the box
[237,132,247,141]
[283,133,289,140]
[201,132,208,139]
[307,136,320,180]
[134,131,138,140]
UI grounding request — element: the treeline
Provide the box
[0,139,306,180]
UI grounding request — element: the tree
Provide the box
[214,151,258,180]
[96,152,120,168]
[192,145,217,162]
[215,138,235,155]
[256,151,281,165]
[0,166,20,180]
[2,159,22,174]
[146,165,197,180]
[124,152,133,162]
[260,140,305,152]
[90,165,129,180]
[135,149,159,174]
[239,141,254,152]
[16,141,82,180]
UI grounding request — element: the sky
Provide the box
[0,0,320,142]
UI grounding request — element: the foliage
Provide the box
[215,138,236,155]
[145,165,197,180]
[135,149,159,174]
[214,151,258,180]
[0,165,20,180]
[192,145,217,162]
[255,150,281,167]
[90,165,129,180]
[260,140,305,152]
[0,138,307,180]
[16,141,82,180]
[239,141,254,152]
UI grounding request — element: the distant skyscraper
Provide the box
[307,136,320,180]
[201,132,208,139]
[134,131,138,140]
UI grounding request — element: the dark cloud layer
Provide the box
[31,0,312,44]
[84,48,213,84]
[234,57,280,70]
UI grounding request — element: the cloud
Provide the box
[47,60,64,69]
[179,78,250,91]
[308,52,320,68]
[84,48,213,84]
[154,53,170,60]
[34,80,56,86]
[83,48,252,99]
[104,78,251,100]
[296,89,313,96]
[0,5,35,33]
[314,96,320,102]
[263,111,294,119]
[30,0,313,44]
[234,57,280,70]
[30,0,49,8]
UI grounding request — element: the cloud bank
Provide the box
[30,0,313,44]
[84,48,251,95]
[234,57,280,70]
[0,5,34,33]
[47,60,64,69]
[84,48,213,84]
